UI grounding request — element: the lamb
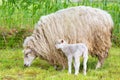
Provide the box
[23,6,113,69]
[55,39,88,75]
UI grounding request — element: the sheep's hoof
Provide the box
[54,65,65,71]
[95,62,101,69]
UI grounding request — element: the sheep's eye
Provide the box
[25,54,28,57]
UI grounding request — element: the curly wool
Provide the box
[23,6,114,67]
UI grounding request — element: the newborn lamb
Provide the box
[55,39,88,75]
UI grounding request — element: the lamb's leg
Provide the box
[74,56,80,75]
[67,55,72,74]
[83,56,88,75]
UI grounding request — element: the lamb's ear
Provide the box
[61,40,64,43]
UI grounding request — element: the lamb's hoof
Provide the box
[68,72,72,75]
[75,72,79,75]
[83,72,86,76]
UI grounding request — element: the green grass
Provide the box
[0,0,119,30]
[0,47,120,80]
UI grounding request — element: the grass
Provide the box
[0,1,120,79]
[0,47,120,80]
[0,0,119,30]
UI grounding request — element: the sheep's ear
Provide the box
[61,40,64,43]
[25,49,32,54]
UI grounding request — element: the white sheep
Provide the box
[23,6,113,69]
[55,39,88,75]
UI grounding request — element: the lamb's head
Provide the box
[23,36,37,67]
[55,39,67,49]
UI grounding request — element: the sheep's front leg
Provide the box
[83,56,88,75]
[67,55,72,74]
[96,57,105,69]
[96,51,107,69]
[96,60,101,69]
[74,56,80,75]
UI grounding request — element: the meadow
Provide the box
[0,47,120,80]
[0,0,120,80]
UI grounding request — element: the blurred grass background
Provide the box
[0,47,120,80]
[0,0,120,48]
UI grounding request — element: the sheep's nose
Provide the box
[24,64,28,67]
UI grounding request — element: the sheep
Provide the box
[55,39,88,75]
[23,6,114,69]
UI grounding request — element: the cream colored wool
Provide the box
[23,6,113,68]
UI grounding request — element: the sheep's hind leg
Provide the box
[54,65,65,71]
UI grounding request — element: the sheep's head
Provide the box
[55,39,67,49]
[23,36,37,67]
[23,47,37,67]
